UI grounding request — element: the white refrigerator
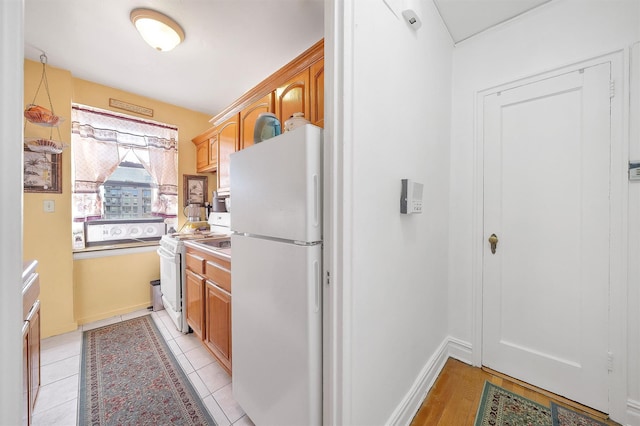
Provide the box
[230,124,323,426]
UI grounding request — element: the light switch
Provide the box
[43,200,55,213]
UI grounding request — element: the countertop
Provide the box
[22,259,38,284]
[22,259,40,319]
[184,239,231,261]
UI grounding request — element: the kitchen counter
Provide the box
[184,239,231,260]
[22,260,39,319]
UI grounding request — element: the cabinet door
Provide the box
[216,114,239,194]
[310,59,324,128]
[205,282,231,372]
[195,140,210,172]
[240,93,273,150]
[28,303,40,414]
[185,270,205,339]
[193,128,217,173]
[275,69,310,127]
[209,134,218,169]
[22,322,29,426]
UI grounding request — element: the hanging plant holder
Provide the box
[24,104,63,127]
[24,53,67,154]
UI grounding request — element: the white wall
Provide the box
[329,0,453,423]
[0,0,25,425]
[448,0,639,423]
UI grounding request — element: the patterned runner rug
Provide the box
[79,315,215,425]
[474,381,608,426]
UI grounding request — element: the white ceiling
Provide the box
[24,0,552,118]
[433,0,552,43]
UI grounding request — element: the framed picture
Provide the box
[183,174,208,206]
[24,148,62,193]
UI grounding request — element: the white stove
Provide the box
[157,213,231,333]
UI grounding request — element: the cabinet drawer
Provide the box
[186,252,206,274]
[205,261,231,293]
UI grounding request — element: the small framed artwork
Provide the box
[24,148,62,193]
[183,174,208,207]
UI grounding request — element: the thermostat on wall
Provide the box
[630,162,640,181]
[401,179,423,214]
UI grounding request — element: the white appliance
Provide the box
[157,235,190,333]
[157,214,232,334]
[231,124,323,426]
[207,211,231,234]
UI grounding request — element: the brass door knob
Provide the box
[488,234,499,254]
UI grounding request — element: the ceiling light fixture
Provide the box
[130,8,185,52]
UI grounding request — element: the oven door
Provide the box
[157,246,180,312]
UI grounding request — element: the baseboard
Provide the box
[627,399,640,426]
[447,336,473,365]
[42,321,79,339]
[76,303,151,325]
[387,336,474,425]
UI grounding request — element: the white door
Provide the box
[482,63,611,412]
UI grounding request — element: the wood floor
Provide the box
[410,358,620,426]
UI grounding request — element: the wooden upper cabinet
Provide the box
[195,140,210,171]
[193,127,217,173]
[240,93,273,151]
[216,113,239,195]
[275,69,310,127]
[193,40,323,176]
[310,59,324,128]
[209,134,218,168]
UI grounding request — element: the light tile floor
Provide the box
[32,309,254,426]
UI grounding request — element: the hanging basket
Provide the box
[24,104,64,127]
[24,137,67,154]
[24,53,68,154]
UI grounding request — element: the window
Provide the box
[70,104,178,250]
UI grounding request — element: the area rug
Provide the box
[474,381,552,426]
[475,381,612,426]
[551,402,608,426]
[78,315,215,425]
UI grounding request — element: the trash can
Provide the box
[150,279,164,311]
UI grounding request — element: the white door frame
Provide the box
[0,0,25,424]
[471,50,628,422]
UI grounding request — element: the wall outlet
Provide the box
[43,200,55,213]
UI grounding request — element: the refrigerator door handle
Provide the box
[314,260,320,313]
[313,174,320,228]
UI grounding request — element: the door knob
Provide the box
[488,234,499,254]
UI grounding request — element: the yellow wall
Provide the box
[73,251,161,323]
[23,59,214,337]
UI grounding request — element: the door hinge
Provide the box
[610,80,615,98]
[607,351,614,372]
[326,271,331,285]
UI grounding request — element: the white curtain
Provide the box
[71,104,178,221]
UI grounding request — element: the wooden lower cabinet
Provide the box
[204,282,232,372]
[184,245,232,374]
[23,302,40,426]
[22,262,40,426]
[185,270,205,339]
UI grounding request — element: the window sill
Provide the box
[73,241,159,260]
